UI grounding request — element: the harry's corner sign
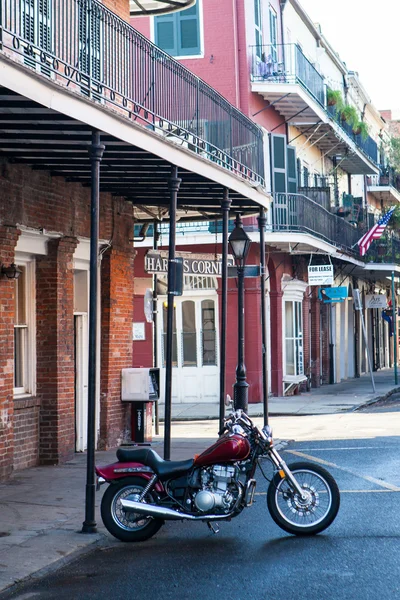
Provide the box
[145,251,233,277]
[307,265,334,286]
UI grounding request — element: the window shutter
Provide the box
[38,0,51,51]
[287,146,297,193]
[271,134,286,193]
[155,13,177,56]
[22,0,35,43]
[90,4,102,81]
[155,3,200,57]
[177,4,200,56]
[269,8,277,62]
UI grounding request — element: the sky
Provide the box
[298,0,400,115]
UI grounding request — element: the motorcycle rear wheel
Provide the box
[101,477,164,543]
[267,461,340,536]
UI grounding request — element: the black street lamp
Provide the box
[229,213,251,412]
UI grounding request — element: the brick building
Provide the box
[0,0,267,478]
[132,0,399,403]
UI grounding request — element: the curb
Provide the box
[0,533,108,599]
[351,386,400,412]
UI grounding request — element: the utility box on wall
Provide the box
[121,368,160,401]
[121,368,160,442]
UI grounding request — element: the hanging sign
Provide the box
[365,295,387,309]
[308,265,334,286]
[145,251,234,277]
[318,287,348,303]
[353,289,362,311]
[144,289,153,323]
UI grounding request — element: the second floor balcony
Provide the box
[250,43,378,176]
[0,0,265,188]
[367,169,400,205]
[268,192,363,254]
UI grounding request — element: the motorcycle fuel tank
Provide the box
[194,434,250,467]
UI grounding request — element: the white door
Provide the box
[75,314,89,452]
[158,294,219,403]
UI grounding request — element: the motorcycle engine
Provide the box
[194,465,237,514]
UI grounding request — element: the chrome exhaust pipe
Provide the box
[120,499,225,522]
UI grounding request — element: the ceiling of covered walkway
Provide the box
[0,88,267,222]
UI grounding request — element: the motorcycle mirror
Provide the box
[225,394,233,407]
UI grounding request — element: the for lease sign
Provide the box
[307,265,334,286]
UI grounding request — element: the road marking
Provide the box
[254,489,398,495]
[285,449,400,492]
[288,446,389,451]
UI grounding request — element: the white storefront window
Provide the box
[14,259,36,396]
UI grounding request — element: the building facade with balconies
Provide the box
[0,0,270,478]
[132,0,399,401]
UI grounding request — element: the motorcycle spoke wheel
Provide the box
[101,477,163,543]
[267,462,340,536]
[111,486,152,532]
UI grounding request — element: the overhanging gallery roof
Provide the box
[130,0,196,16]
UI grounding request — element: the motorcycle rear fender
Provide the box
[95,462,165,492]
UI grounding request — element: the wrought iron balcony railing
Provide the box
[250,43,325,108]
[327,106,378,164]
[366,232,400,264]
[367,169,400,193]
[270,193,365,253]
[0,0,264,185]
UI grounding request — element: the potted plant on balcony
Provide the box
[340,104,359,128]
[388,205,400,231]
[327,89,344,111]
[353,120,369,141]
[380,166,390,186]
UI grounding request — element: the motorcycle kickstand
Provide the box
[207,522,220,535]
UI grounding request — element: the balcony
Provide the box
[267,193,365,255]
[365,232,400,264]
[250,44,378,175]
[251,44,325,125]
[326,106,378,166]
[367,169,400,205]
[0,0,264,187]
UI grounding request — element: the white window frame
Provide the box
[269,5,278,63]
[254,0,263,58]
[281,276,307,383]
[13,257,36,397]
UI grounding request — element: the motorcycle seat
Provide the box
[116,447,194,481]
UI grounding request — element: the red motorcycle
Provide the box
[96,410,340,542]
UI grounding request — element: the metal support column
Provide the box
[219,189,231,433]
[82,131,105,534]
[258,207,269,426]
[392,271,398,385]
[153,220,160,435]
[164,166,181,460]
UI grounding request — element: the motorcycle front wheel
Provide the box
[267,461,340,536]
[101,477,164,543]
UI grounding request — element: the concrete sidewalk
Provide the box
[0,368,398,597]
[158,368,400,420]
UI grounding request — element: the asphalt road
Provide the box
[4,407,400,600]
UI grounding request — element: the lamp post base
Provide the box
[233,380,249,413]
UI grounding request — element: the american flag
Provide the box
[357,207,395,257]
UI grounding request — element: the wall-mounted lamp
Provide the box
[1,263,22,280]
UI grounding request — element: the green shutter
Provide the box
[155,13,177,56]
[287,146,297,193]
[155,3,200,57]
[271,134,287,194]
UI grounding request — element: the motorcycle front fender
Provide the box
[95,462,165,493]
